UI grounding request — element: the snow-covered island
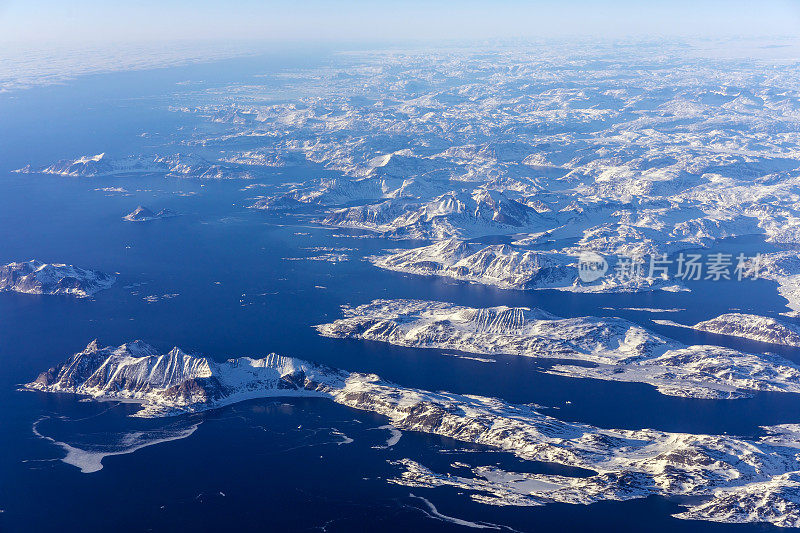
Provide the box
[123,206,179,222]
[13,153,160,177]
[370,239,683,293]
[23,339,800,528]
[372,239,577,290]
[15,152,258,179]
[0,260,115,298]
[691,313,800,347]
[316,299,800,399]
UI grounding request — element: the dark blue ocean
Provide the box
[0,50,797,532]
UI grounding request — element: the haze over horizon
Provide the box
[1,0,799,45]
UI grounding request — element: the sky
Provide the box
[1,0,799,44]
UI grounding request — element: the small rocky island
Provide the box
[123,206,178,222]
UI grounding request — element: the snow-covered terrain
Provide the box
[372,239,577,290]
[24,339,800,527]
[317,299,800,399]
[321,188,557,240]
[10,42,788,300]
[15,153,161,177]
[22,42,800,278]
[0,260,115,297]
[15,153,258,180]
[370,238,683,293]
[25,340,345,417]
[13,40,800,527]
[690,313,800,347]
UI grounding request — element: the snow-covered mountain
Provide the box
[14,153,163,177]
[371,239,681,293]
[24,339,800,528]
[0,260,115,297]
[689,313,800,347]
[323,189,556,239]
[15,153,259,180]
[153,153,258,180]
[249,173,455,213]
[145,43,800,308]
[27,340,346,416]
[317,299,800,399]
[372,239,577,290]
[19,45,800,315]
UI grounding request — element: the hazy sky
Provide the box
[1,0,799,44]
